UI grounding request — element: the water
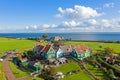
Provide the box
[0,32,120,41]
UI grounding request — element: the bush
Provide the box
[103,68,107,73]
[108,69,115,78]
[97,57,120,77]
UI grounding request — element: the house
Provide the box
[106,57,115,64]
[59,45,72,56]
[42,45,56,60]
[28,61,40,71]
[33,44,44,54]
[50,36,63,42]
[21,57,28,65]
[71,44,91,59]
[52,44,63,58]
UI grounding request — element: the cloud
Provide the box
[88,19,97,25]
[25,24,58,32]
[118,10,120,14]
[100,19,111,27]
[56,5,102,19]
[62,20,82,27]
[103,2,114,8]
[2,18,120,33]
[41,24,57,28]
[59,19,120,32]
[41,24,50,28]
[25,25,38,30]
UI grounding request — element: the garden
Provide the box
[56,60,93,80]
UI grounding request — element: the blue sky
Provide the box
[0,0,120,33]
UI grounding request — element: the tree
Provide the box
[49,67,56,76]
[42,34,48,39]
[103,47,115,57]
[99,45,102,48]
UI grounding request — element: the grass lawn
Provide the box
[9,61,30,78]
[86,63,109,80]
[0,62,6,80]
[56,61,81,74]
[0,37,41,79]
[57,61,93,80]
[61,71,93,80]
[64,41,120,54]
[0,37,38,54]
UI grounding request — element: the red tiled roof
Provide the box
[75,44,88,54]
[43,45,51,53]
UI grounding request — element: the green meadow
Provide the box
[0,37,120,80]
[0,37,37,52]
[61,71,93,80]
[64,41,120,54]
[0,37,38,79]
[57,61,81,74]
[57,61,93,80]
[86,63,109,80]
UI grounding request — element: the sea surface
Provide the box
[0,32,120,41]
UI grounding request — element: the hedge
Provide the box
[97,57,120,77]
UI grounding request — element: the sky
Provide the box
[0,0,120,33]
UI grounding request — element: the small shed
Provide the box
[28,61,41,71]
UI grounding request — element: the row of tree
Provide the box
[27,34,48,41]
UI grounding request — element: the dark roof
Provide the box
[52,44,60,52]
[36,45,44,52]
[28,61,40,66]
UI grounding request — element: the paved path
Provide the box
[3,54,16,80]
[3,54,28,80]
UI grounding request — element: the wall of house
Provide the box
[56,48,63,58]
[71,50,77,58]
[33,46,37,53]
[77,52,91,58]
[84,52,91,58]
[28,65,40,71]
[45,48,56,59]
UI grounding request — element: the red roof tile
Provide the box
[43,45,51,53]
[75,44,88,54]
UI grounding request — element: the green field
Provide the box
[86,63,109,80]
[64,41,120,53]
[61,71,93,80]
[0,37,38,79]
[0,62,6,80]
[9,61,30,78]
[57,61,81,74]
[1,37,120,79]
[57,61,93,80]
[0,37,38,54]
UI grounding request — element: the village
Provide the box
[0,36,119,80]
[8,36,92,80]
